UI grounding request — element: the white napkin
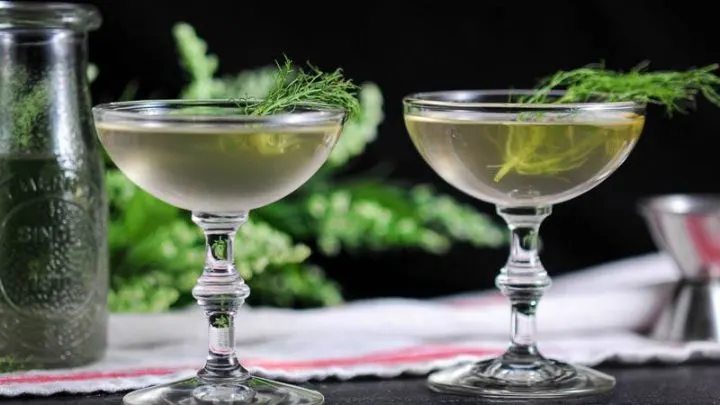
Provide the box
[2,252,708,397]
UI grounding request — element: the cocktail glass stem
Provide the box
[191,211,251,383]
[427,204,615,398]
[496,205,551,363]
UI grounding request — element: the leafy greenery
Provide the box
[99,22,507,312]
[211,314,230,328]
[0,355,36,373]
[0,68,49,151]
[490,62,720,181]
[235,57,361,118]
[104,170,315,311]
[488,119,645,182]
[520,61,720,114]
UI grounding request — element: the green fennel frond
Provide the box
[239,56,360,118]
[521,61,720,115]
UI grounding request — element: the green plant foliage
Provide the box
[100,22,506,311]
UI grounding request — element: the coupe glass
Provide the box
[93,100,346,405]
[403,90,646,399]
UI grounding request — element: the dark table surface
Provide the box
[5,363,720,405]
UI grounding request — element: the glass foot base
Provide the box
[428,357,615,400]
[123,375,324,405]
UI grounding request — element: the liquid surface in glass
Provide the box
[405,110,644,206]
[97,122,341,211]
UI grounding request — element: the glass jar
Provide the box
[0,2,107,368]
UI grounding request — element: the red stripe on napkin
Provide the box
[0,345,503,385]
[0,368,185,385]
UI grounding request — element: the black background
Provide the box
[70,0,720,300]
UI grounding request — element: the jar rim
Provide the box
[0,2,101,31]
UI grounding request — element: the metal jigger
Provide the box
[640,194,720,342]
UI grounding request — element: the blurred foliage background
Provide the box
[95,22,507,312]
